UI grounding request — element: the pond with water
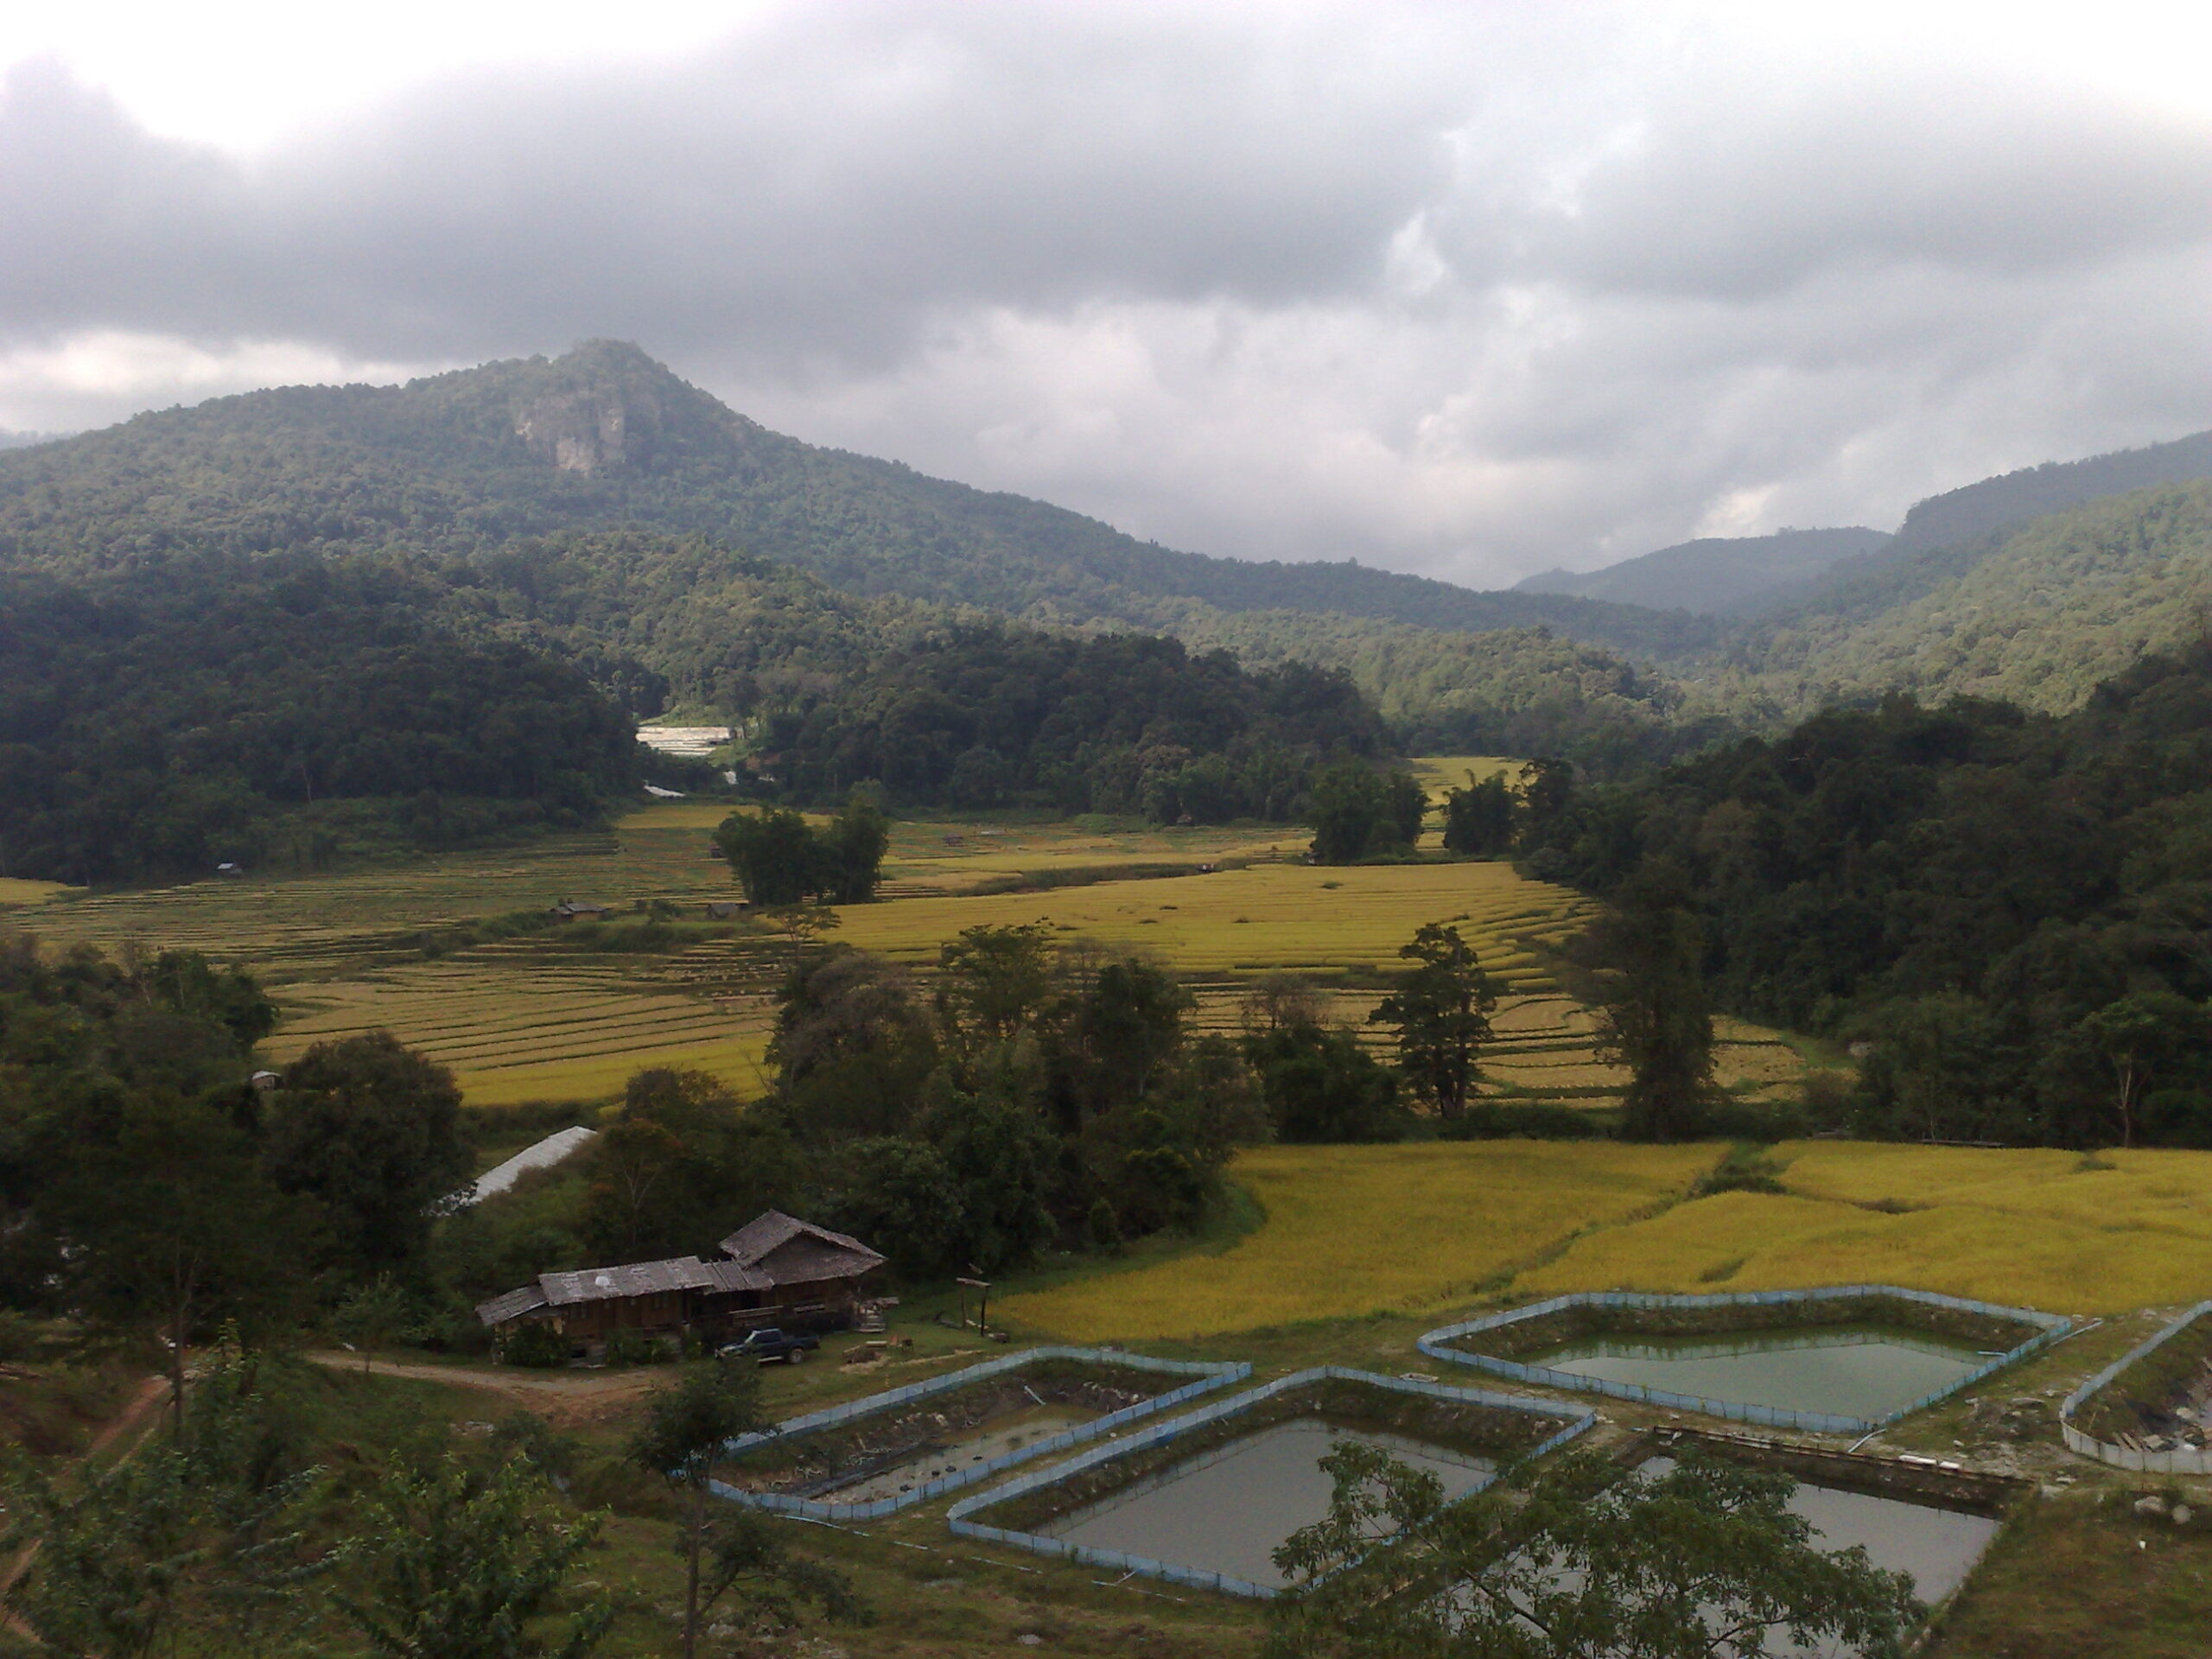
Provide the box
[1639,1456,1999,1652]
[1038,1418,1494,1589]
[1530,1325,1988,1421]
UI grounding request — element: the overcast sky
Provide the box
[3,1,2209,585]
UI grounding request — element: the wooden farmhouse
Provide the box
[475,1211,885,1355]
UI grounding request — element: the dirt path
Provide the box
[0,1371,172,1627]
[302,1351,664,1425]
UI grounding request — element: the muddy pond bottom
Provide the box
[817,1406,1094,1503]
[1038,1419,1495,1589]
[1532,1325,1986,1421]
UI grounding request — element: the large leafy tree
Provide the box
[1440,771,1516,857]
[1269,1444,1920,1659]
[265,1033,474,1279]
[1370,923,1497,1122]
[1581,864,1719,1142]
[48,1096,315,1428]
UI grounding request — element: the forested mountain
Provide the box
[0,340,1713,660]
[1890,428,2212,553]
[1743,481,2212,716]
[0,553,639,884]
[1515,527,1887,615]
[1523,642,2212,1147]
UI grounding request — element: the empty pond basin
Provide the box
[1039,1419,1494,1590]
[1533,1325,1986,1421]
[815,1405,1095,1503]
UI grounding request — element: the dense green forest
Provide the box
[763,626,1390,819]
[0,340,1711,658]
[0,553,639,884]
[1742,481,2212,716]
[1522,643,2212,1147]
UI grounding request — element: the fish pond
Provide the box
[1423,1288,2064,1432]
[1537,1325,1986,1423]
[950,1367,1592,1595]
[1041,1418,1495,1589]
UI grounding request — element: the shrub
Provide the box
[500,1322,568,1369]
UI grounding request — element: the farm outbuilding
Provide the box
[474,1210,886,1355]
[547,899,613,921]
[703,899,750,919]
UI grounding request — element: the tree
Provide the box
[925,1084,1060,1273]
[1308,765,1388,864]
[1383,772,1428,849]
[768,949,937,1143]
[1518,757,1575,836]
[1441,771,1515,857]
[1268,1444,1921,1659]
[1244,1023,1402,1144]
[825,1138,967,1280]
[265,1033,473,1279]
[582,1069,801,1262]
[333,1274,417,1376]
[935,924,1058,1050]
[1060,957,1192,1116]
[2071,991,2208,1148]
[48,1096,314,1429]
[817,794,892,904]
[714,807,819,906]
[1584,865,1719,1142]
[1370,923,1496,1122]
[630,1360,864,1659]
[334,1454,611,1659]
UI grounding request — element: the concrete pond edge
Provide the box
[1417,1285,2072,1436]
[709,1345,1250,1522]
[944,1365,1598,1599]
[2062,1299,2212,1474]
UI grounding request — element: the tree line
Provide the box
[0,552,639,883]
[1516,642,2212,1147]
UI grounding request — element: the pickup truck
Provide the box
[720,1327,820,1364]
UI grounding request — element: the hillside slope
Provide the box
[1516,527,1887,614]
[1747,481,2212,715]
[0,340,1713,660]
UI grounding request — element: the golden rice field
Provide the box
[0,878,76,906]
[834,858,1589,986]
[1001,1141,1718,1340]
[1006,1137,2212,1340]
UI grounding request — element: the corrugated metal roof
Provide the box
[538,1256,721,1306]
[700,1259,774,1294]
[720,1211,884,1274]
[475,1285,549,1325]
[452,1126,600,1209]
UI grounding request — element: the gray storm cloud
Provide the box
[3,3,2210,581]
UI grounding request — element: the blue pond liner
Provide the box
[709,1345,1249,1522]
[946,1366,1596,1599]
[1420,1286,2071,1436]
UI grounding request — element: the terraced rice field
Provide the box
[2,771,1815,1111]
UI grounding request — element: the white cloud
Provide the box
[2,2,2209,582]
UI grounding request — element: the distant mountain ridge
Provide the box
[0,340,1714,660]
[1516,526,1888,615]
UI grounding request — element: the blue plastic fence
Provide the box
[2061,1300,2212,1474]
[709,1345,1249,1522]
[1419,1285,2071,1436]
[945,1365,1598,1599]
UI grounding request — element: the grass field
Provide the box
[0,877,77,906]
[1000,1136,2212,1340]
[1000,1141,1719,1338]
